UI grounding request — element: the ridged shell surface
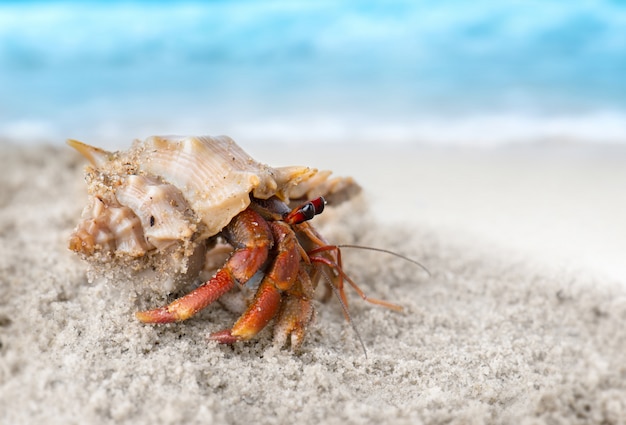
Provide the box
[68,135,314,269]
[115,175,195,251]
[70,134,316,252]
[69,135,359,291]
[131,135,314,236]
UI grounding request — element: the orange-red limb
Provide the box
[209,278,283,342]
[266,222,300,291]
[135,268,236,323]
[273,296,314,349]
[209,329,238,344]
[209,222,302,343]
[305,244,348,312]
[221,209,274,282]
[230,280,283,340]
[310,255,403,312]
[272,268,315,349]
[136,209,272,324]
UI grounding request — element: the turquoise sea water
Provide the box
[1,1,625,147]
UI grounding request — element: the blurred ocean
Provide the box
[1,0,626,148]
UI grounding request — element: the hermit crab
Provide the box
[68,135,410,350]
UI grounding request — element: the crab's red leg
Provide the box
[210,279,282,343]
[135,268,237,323]
[210,221,301,343]
[310,255,403,312]
[135,209,272,324]
[272,268,315,349]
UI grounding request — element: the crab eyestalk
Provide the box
[284,196,326,224]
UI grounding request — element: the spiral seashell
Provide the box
[69,135,317,245]
[69,199,151,257]
[130,135,317,235]
[68,135,338,289]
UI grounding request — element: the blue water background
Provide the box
[1,0,626,147]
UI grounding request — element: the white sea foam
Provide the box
[1,1,625,147]
[3,110,625,149]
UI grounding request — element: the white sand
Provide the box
[1,142,625,424]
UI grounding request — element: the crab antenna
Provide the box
[336,245,431,277]
[319,267,368,358]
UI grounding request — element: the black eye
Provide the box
[283,197,327,225]
[300,203,315,221]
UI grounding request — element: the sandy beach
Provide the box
[1,141,625,424]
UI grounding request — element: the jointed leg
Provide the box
[210,221,302,343]
[136,209,272,323]
[272,268,316,350]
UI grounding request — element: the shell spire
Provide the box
[67,139,113,168]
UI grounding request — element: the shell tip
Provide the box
[67,139,113,168]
